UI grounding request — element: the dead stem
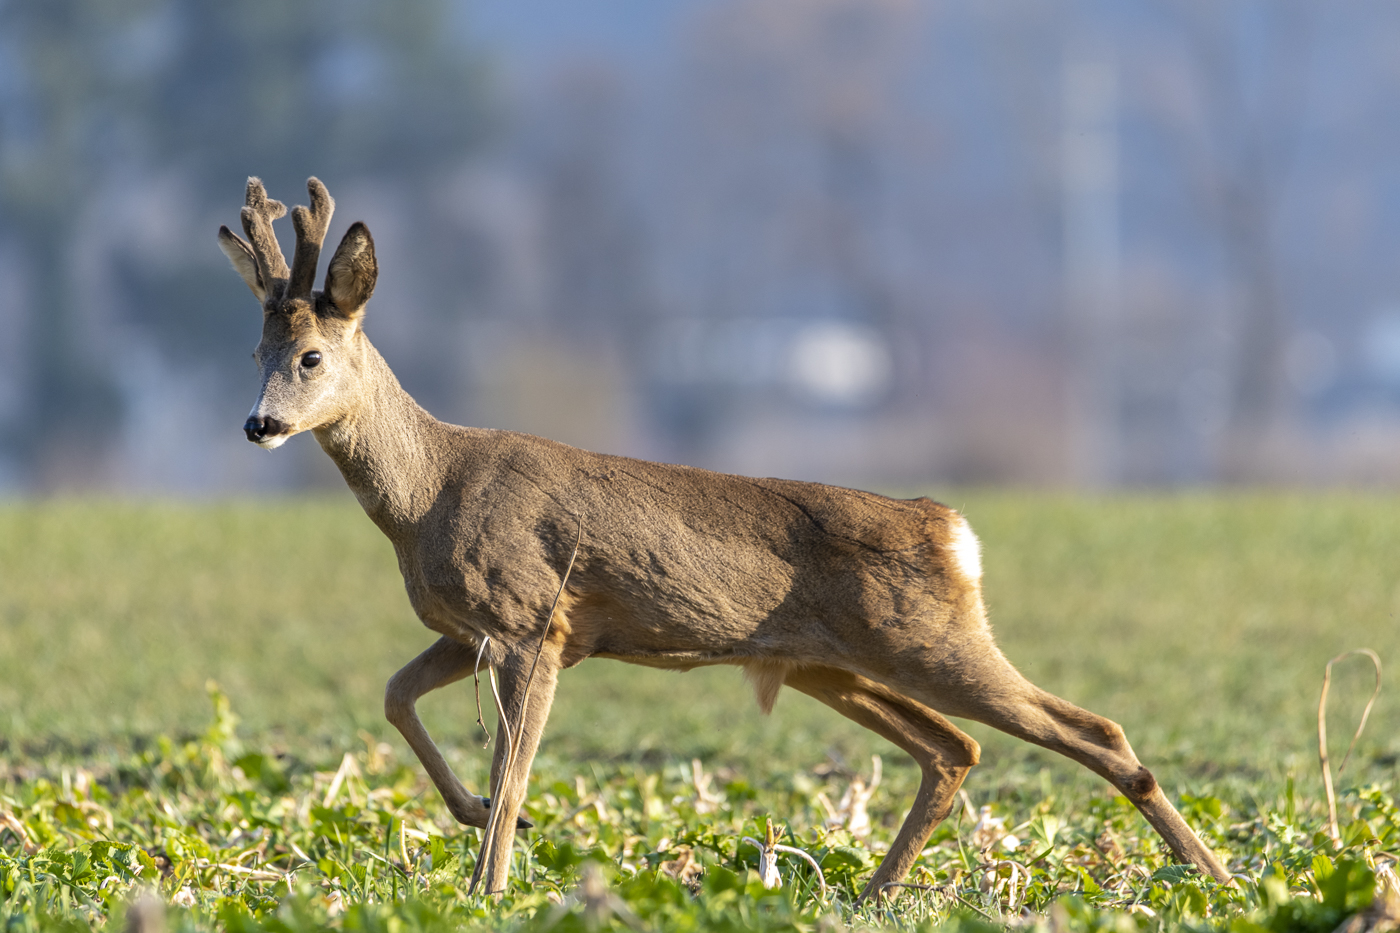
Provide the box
[1318,648,1382,846]
[473,636,493,748]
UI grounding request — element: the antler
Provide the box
[239,177,290,300]
[287,177,335,300]
[223,178,336,305]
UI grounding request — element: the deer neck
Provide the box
[312,336,448,533]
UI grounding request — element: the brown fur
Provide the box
[219,179,1232,898]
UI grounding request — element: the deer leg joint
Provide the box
[1123,766,1158,800]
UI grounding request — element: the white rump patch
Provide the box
[946,514,983,583]
[743,660,790,715]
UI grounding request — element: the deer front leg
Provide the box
[470,643,561,896]
[384,637,530,829]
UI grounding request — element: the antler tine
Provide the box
[287,177,335,300]
[240,177,290,299]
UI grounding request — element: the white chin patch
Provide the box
[946,514,983,583]
[256,434,291,450]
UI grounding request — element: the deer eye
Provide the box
[301,351,322,369]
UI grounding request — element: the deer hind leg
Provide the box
[898,652,1232,884]
[986,684,1230,883]
[783,666,980,902]
[385,636,496,828]
[469,644,560,896]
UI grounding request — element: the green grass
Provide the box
[1,493,1398,930]
[2,493,1395,773]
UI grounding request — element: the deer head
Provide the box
[218,177,378,448]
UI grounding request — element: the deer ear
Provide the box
[218,225,266,301]
[324,221,377,318]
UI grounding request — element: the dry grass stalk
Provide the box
[0,809,38,854]
[472,636,493,747]
[321,752,362,808]
[977,858,1028,912]
[956,790,1018,853]
[691,759,723,813]
[192,859,286,882]
[1317,648,1382,846]
[815,755,882,837]
[840,755,881,838]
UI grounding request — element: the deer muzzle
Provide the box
[244,415,290,445]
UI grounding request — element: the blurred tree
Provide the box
[650,0,930,468]
[1159,0,1314,480]
[0,0,492,486]
[531,64,651,340]
[0,0,147,481]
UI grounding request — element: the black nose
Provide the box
[243,416,287,442]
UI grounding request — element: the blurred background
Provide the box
[4,0,1400,494]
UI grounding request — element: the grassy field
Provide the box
[1,493,1398,930]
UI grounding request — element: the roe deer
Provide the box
[219,177,1232,898]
